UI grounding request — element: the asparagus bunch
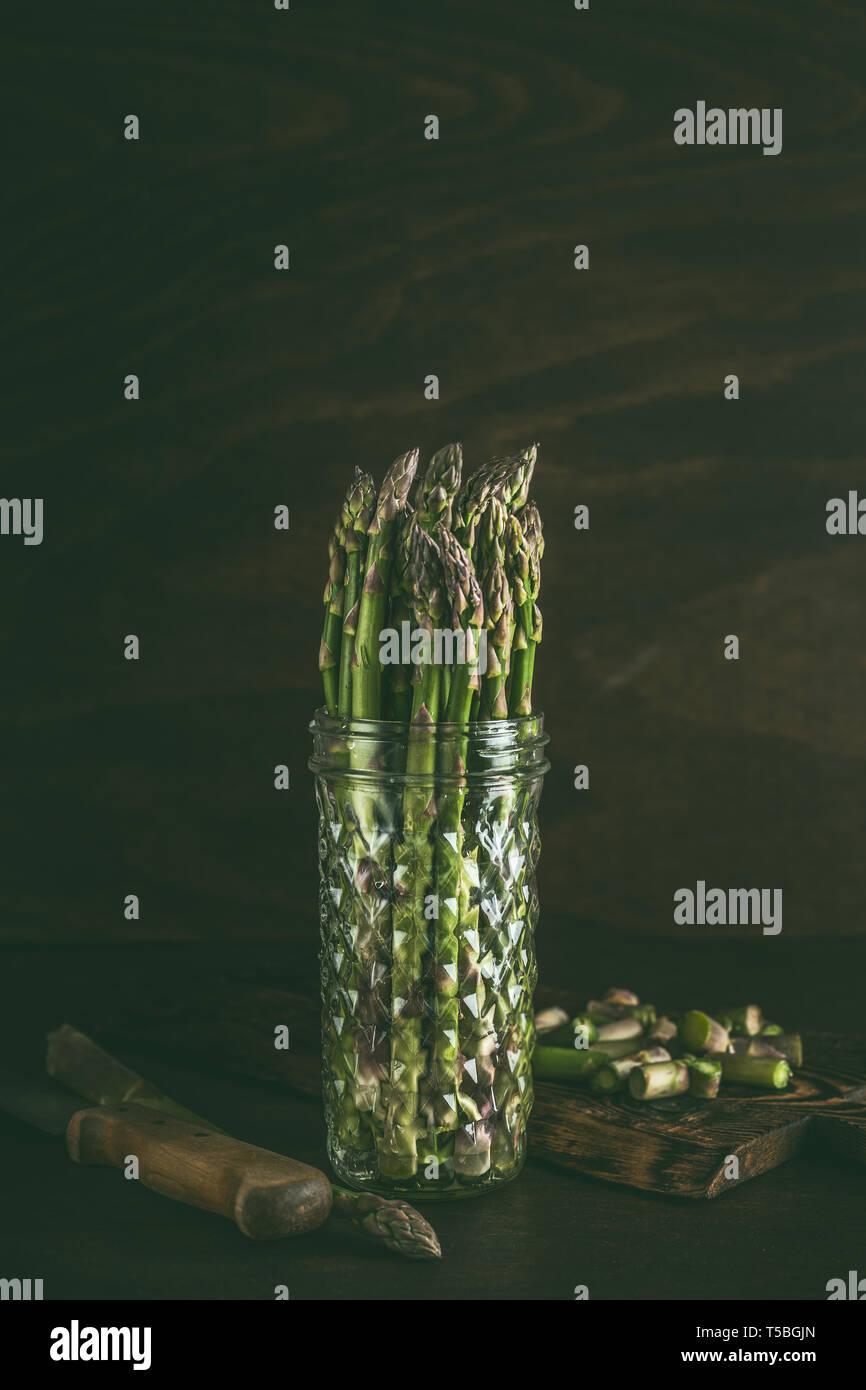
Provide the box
[321,442,542,724]
[532,989,803,1100]
[317,442,546,1192]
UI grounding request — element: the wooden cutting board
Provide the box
[530,1032,866,1198]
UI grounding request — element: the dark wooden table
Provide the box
[2,934,865,1300]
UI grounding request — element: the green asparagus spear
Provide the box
[319,533,345,714]
[338,469,376,717]
[435,524,491,1175]
[352,448,419,719]
[476,500,514,719]
[381,525,445,1179]
[417,443,463,531]
[506,501,543,717]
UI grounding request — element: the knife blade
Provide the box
[0,1071,332,1239]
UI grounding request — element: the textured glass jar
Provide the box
[309,710,550,1199]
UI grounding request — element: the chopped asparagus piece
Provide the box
[648,1016,678,1046]
[596,1016,644,1042]
[710,1053,792,1089]
[678,1010,731,1054]
[683,1056,722,1098]
[534,1006,570,1036]
[602,987,640,1008]
[628,1060,690,1100]
[730,1034,802,1067]
[533,1045,608,1083]
[718,1005,764,1037]
[590,1047,671,1094]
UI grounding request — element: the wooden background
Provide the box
[3,0,866,947]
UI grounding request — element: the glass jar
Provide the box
[309,709,550,1199]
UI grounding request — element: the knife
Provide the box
[0,1072,332,1239]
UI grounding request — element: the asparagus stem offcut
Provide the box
[352,448,419,720]
[678,1010,730,1054]
[629,1060,690,1100]
[534,1006,570,1036]
[596,1017,644,1043]
[532,990,805,1107]
[533,1045,608,1083]
[683,1056,723,1098]
[337,469,376,717]
[730,1033,803,1067]
[718,1005,764,1037]
[710,1053,792,1089]
[590,1047,671,1094]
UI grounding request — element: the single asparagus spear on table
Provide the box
[46,1025,441,1260]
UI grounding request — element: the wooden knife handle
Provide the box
[66,1102,332,1239]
